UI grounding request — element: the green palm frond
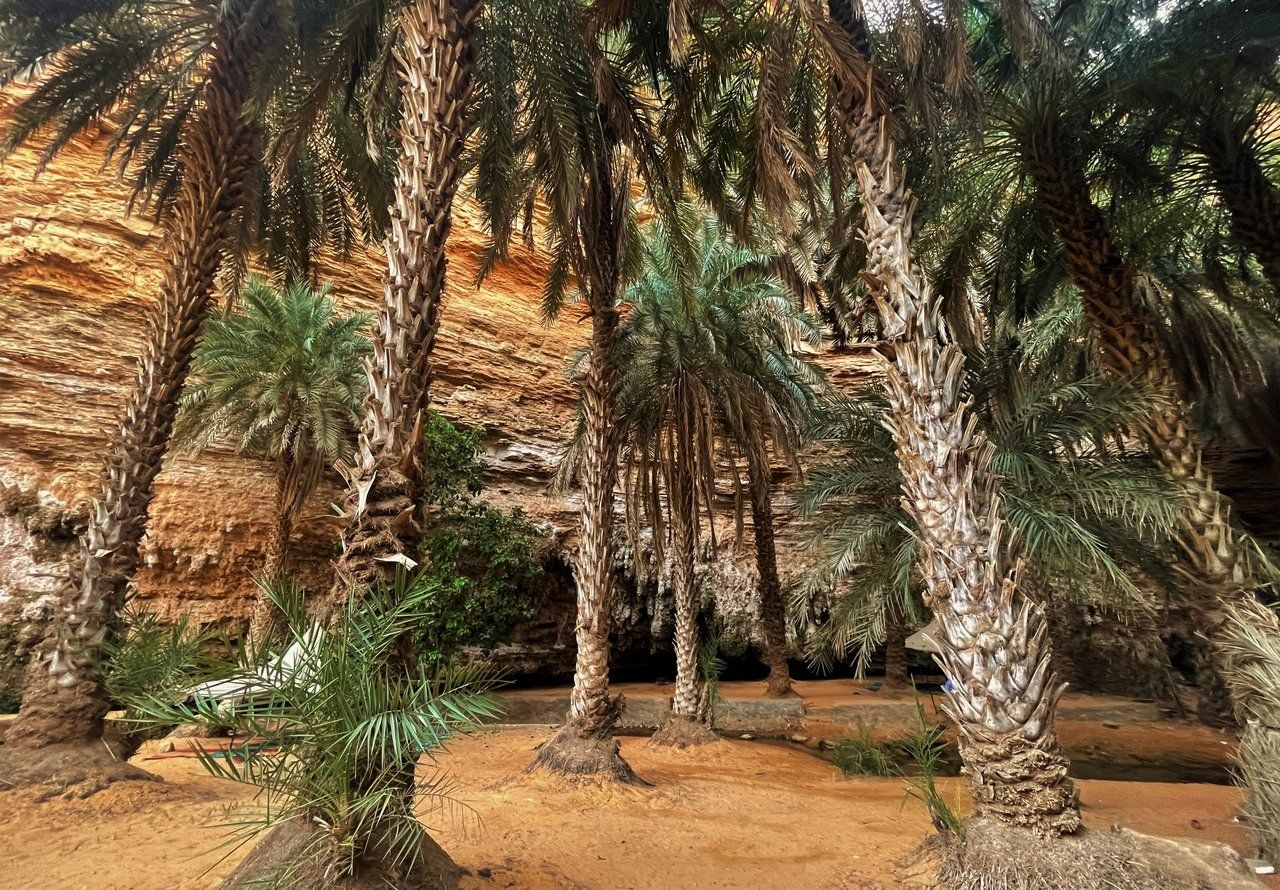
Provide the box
[123,570,501,881]
[176,276,370,520]
[798,304,1192,670]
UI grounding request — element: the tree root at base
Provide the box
[0,741,158,797]
[525,723,645,784]
[931,817,1262,890]
[219,818,462,889]
[646,714,719,749]
[762,681,798,700]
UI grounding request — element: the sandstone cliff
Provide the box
[0,93,596,625]
[0,91,877,651]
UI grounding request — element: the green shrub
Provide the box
[832,722,895,777]
[415,502,544,663]
[412,410,545,661]
[423,411,485,507]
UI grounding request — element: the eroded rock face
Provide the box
[0,90,587,629]
[0,90,879,685]
[0,487,79,708]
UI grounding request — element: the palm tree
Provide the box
[1108,0,1280,300]
[308,0,487,596]
[607,214,822,742]
[176,278,370,642]
[225,1,491,884]
[127,573,501,887]
[961,0,1280,850]
[666,0,1082,830]
[785,0,1083,834]
[0,0,282,784]
[796,307,1189,684]
[471,0,678,780]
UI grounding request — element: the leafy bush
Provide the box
[423,411,485,507]
[414,410,545,663]
[832,722,895,777]
[126,574,500,882]
[415,502,544,663]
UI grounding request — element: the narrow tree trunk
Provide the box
[566,301,624,728]
[247,461,294,646]
[883,611,910,687]
[826,0,1080,835]
[1199,122,1280,299]
[527,116,640,780]
[1,0,268,772]
[331,0,483,598]
[668,410,703,723]
[650,393,717,749]
[746,444,791,697]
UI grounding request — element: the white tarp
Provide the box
[187,627,323,705]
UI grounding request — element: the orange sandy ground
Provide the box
[0,727,1270,890]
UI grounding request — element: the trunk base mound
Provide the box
[526,723,644,784]
[220,818,461,890]
[647,714,719,749]
[763,681,797,700]
[0,742,157,797]
[932,817,1262,890]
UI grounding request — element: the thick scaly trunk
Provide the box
[746,444,791,697]
[317,3,480,881]
[527,118,640,779]
[2,0,267,754]
[247,458,294,645]
[1199,122,1280,300]
[1023,129,1252,714]
[1026,120,1280,846]
[331,0,482,597]
[826,0,1080,835]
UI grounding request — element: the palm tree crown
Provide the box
[177,277,370,519]
[602,213,822,731]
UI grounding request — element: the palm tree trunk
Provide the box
[746,443,791,697]
[1,0,269,766]
[883,611,910,687]
[331,0,483,597]
[1199,122,1280,299]
[650,390,717,749]
[826,0,1080,835]
[247,459,294,645]
[1025,122,1280,846]
[527,114,640,780]
[669,407,704,723]
[566,296,624,729]
[1023,128,1253,713]
[301,4,483,884]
